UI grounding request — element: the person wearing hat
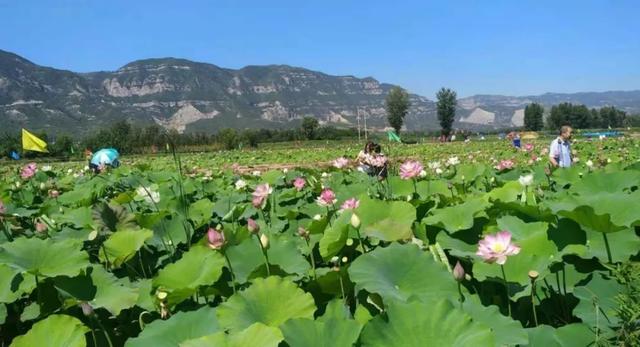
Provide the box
[89,148,121,173]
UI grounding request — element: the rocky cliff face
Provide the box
[0,50,439,135]
[1,49,639,135]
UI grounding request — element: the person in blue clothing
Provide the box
[549,126,573,168]
[89,148,121,173]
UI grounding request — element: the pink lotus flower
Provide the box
[21,162,37,179]
[333,157,349,169]
[49,190,60,198]
[369,155,388,168]
[399,160,423,180]
[340,198,360,211]
[495,159,514,171]
[252,183,272,208]
[206,227,225,250]
[293,177,306,191]
[523,143,534,152]
[316,188,337,207]
[476,231,521,265]
[247,218,260,234]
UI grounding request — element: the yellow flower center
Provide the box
[491,243,505,253]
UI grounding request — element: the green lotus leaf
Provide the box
[179,322,283,347]
[55,206,95,229]
[545,191,640,233]
[99,228,153,268]
[217,276,316,333]
[526,323,595,347]
[487,181,523,203]
[0,238,88,278]
[573,273,622,335]
[225,238,265,284]
[348,243,457,303]
[454,163,489,183]
[416,179,451,198]
[125,306,219,347]
[584,228,640,262]
[0,264,36,303]
[10,314,89,347]
[0,303,6,325]
[473,216,558,297]
[188,198,215,228]
[92,202,137,232]
[319,211,351,260]
[423,198,490,233]
[360,299,495,346]
[280,299,362,347]
[550,166,582,188]
[356,198,416,241]
[266,234,310,278]
[153,244,225,305]
[90,266,138,315]
[570,171,640,195]
[460,296,528,346]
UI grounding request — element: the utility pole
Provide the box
[356,107,361,141]
[363,108,368,141]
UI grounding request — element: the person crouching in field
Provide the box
[357,141,388,180]
[549,125,573,168]
[89,148,121,174]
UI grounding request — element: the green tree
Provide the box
[547,103,571,129]
[524,103,544,131]
[301,116,319,140]
[385,87,411,134]
[217,128,239,150]
[436,87,457,137]
[599,106,626,128]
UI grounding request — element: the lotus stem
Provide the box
[223,252,237,294]
[94,316,114,347]
[254,234,270,276]
[457,282,465,310]
[304,238,317,280]
[500,264,511,317]
[355,227,367,254]
[602,233,613,264]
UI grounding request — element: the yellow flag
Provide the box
[22,129,49,153]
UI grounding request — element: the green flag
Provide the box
[387,130,401,143]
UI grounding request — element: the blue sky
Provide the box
[1,0,638,98]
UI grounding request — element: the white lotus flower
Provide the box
[435,168,443,175]
[586,160,594,168]
[136,186,160,204]
[42,165,52,172]
[235,179,247,190]
[447,156,460,166]
[518,174,534,187]
[419,170,427,178]
[252,170,261,176]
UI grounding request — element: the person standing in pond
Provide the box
[549,125,573,168]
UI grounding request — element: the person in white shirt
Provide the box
[549,126,573,168]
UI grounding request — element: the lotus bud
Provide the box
[453,261,465,282]
[330,256,340,264]
[80,302,94,317]
[206,227,225,250]
[49,190,60,198]
[350,214,361,228]
[35,222,47,233]
[346,238,354,246]
[247,218,260,234]
[297,227,310,240]
[39,182,46,190]
[528,270,539,281]
[447,181,453,190]
[341,256,348,263]
[259,233,269,249]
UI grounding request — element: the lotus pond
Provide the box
[1,136,639,346]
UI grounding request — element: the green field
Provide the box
[1,136,640,346]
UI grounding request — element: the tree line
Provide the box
[0,120,361,158]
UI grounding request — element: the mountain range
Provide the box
[1,49,639,135]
